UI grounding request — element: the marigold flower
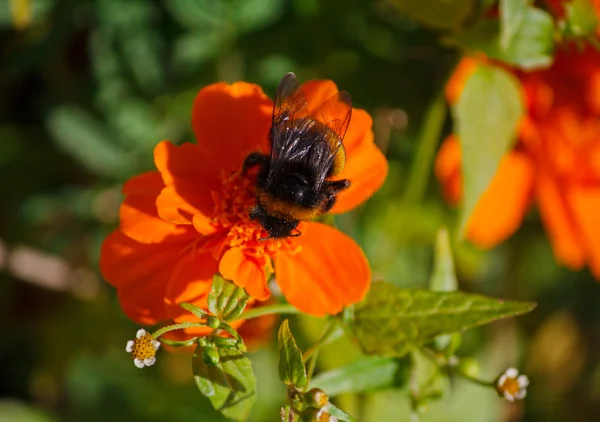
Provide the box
[495,367,529,401]
[100,79,387,334]
[436,47,600,279]
[126,328,160,368]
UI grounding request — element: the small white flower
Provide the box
[126,329,160,368]
[496,367,529,401]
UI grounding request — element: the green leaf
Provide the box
[310,356,402,396]
[46,106,130,179]
[351,282,536,357]
[454,64,524,236]
[429,228,457,293]
[387,0,475,29]
[429,228,460,352]
[193,345,256,421]
[322,403,358,422]
[500,0,529,50]
[565,0,599,37]
[449,7,554,70]
[208,274,250,322]
[180,302,209,319]
[278,320,307,388]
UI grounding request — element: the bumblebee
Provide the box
[243,72,352,239]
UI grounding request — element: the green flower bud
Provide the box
[197,336,208,347]
[303,388,329,409]
[202,344,220,365]
[206,316,221,329]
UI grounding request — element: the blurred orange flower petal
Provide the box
[568,186,600,278]
[537,175,586,270]
[275,223,371,316]
[192,82,272,173]
[466,151,535,248]
[435,135,462,204]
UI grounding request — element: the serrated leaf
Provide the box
[310,356,402,396]
[454,64,524,236]
[450,7,554,70]
[429,228,457,293]
[351,282,536,357]
[208,274,250,322]
[278,320,307,388]
[193,345,256,421]
[500,0,529,50]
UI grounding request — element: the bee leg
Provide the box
[242,152,268,174]
[328,179,350,193]
[322,195,337,213]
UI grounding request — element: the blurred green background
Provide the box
[1,0,600,421]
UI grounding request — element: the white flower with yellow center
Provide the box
[126,329,161,368]
[496,367,529,401]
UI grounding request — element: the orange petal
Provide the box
[301,80,339,112]
[100,230,190,324]
[537,174,586,270]
[274,222,371,316]
[465,151,535,248]
[156,186,214,225]
[120,172,186,244]
[165,247,219,320]
[192,82,273,173]
[122,171,164,195]
[434,135,462,204]
[219,247,271,301]
[330,134,388,213]
[568,186,600,278]
[446,57,481,105]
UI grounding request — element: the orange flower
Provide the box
[436,47,600,278]
[100,79,387,336]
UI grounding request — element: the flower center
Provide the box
[211,170,301,260]
[131,333,158,361]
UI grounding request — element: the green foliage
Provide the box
[193,345,257,421]
[453,64,524,236]
[386,0,475,29]
[450,6,555,70]
[351,282,536,357]
[310,356,404,396]
[322,403,358,422]
[429,228,457,293]
[208,274,250,322]
[500,0,530,51]
[278,320,308,389]
[564,0,599,37]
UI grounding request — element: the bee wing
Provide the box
[270,73,313,170]
[310,91,352,176]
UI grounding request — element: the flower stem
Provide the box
[421,347,495,388]
[402,93,447,205]
[302,321,343,361]
[152,321,207,338]
[235,304,299,321]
